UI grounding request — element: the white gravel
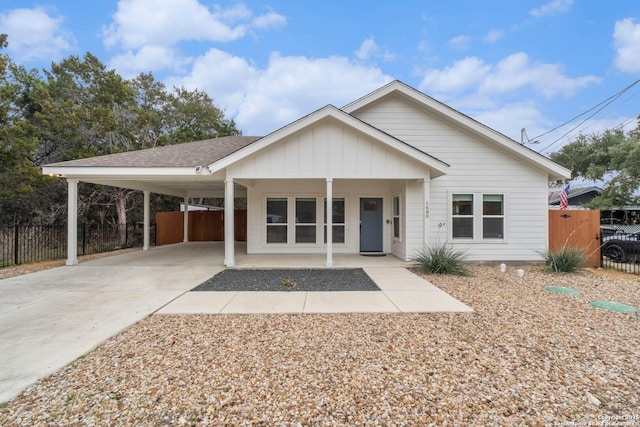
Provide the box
[1,265,638,426]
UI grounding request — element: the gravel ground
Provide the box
[193,269,380,292]
[1,265,639,426]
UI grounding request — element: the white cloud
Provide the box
[613,18,640,73]
[109,46,193,78]
[0,7,75,61]
[483,29,504,44]
[103,0,285,49]
[166,48,259,121]
[481,52,600,99]
[473,101,551,142]
[355,37,396,62]
[448,35,471,50]
[421,52,600,101]
[420,57,491,95]
[171,51,392,135]
[529,0,574,18]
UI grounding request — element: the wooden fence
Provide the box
[155,210,247,246]
[548,210,601,267]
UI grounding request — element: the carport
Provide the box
[42,136,261,268]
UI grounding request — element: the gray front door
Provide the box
[360,198,383,252]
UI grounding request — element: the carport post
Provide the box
[143,190,150,251]
[224,178,235,267]
[183,196,189,242]
[326,178,333,267]
[66,179,79,266]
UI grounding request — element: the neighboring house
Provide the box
[42,80,570,267]
[549,186,602,209]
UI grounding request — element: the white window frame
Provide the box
[392,194,401,241]
[265,195,348,245]
[324,197,346,244]
[450,192,506,241]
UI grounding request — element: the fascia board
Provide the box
[42,166,200,177]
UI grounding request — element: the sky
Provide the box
[1,0,639,156]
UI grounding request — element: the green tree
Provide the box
[550,118,640,209]
[0,34,52,224]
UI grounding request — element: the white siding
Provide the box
[227,118,430,180]
[246,179,415,256]
[353,95,550,262]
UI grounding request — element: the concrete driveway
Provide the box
[0,242,223,403]
[0,242,471,403]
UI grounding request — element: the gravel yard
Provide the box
[1,265,639,426]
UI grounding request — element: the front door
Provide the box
[360,198,383,252]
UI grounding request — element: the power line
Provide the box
[533,79,640,152]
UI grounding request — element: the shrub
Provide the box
[412,244,470,276]
[541,247,586,273]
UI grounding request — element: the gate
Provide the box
[548,210,601,267]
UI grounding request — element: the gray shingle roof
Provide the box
[45,136,262,168]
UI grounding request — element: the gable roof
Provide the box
[45,136,261,168]
[549,186,602,205]
[209,104,450,178]
[342,80,571,181]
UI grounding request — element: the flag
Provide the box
[559,184,570,210]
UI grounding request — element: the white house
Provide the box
[42,80,571,267]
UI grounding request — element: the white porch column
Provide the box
[183,196,189,242]
[423,177,431,249]
[143,190,150,251]
[66,179,78,266]
[224,179,235,267]
[326,178,333,267]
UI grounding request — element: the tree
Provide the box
[549,118,640,209]
[0,34,52,224]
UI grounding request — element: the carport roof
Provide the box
[45,136,262,168]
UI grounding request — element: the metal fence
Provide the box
[0,223,154,267]
[600,230,640,275]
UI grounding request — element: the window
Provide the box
[392,195,401,239]
[266,197,287,243]
[451,193,505,240]
[296,197,316,243]
[452,194,474,238]
[324,198,345,243]
[483,194,504,239]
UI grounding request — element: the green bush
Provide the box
[541,247,586,273]
[412,244,470,276]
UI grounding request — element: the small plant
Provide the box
[541,247,586,273]
[281,278,296,287]
[412,244,470,276]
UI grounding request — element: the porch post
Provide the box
[183,195,189,242]
[423,177,431,249]
[66,179,78,266]
[143,190,150,251]
[224,178,235,267]
[326,178,333,267]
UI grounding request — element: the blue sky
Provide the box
[1,0,639,155]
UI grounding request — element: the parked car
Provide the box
[602,232,640,262]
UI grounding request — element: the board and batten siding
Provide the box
[226,118,429,180]
[245,179,409,256]
[353,95,550,261]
